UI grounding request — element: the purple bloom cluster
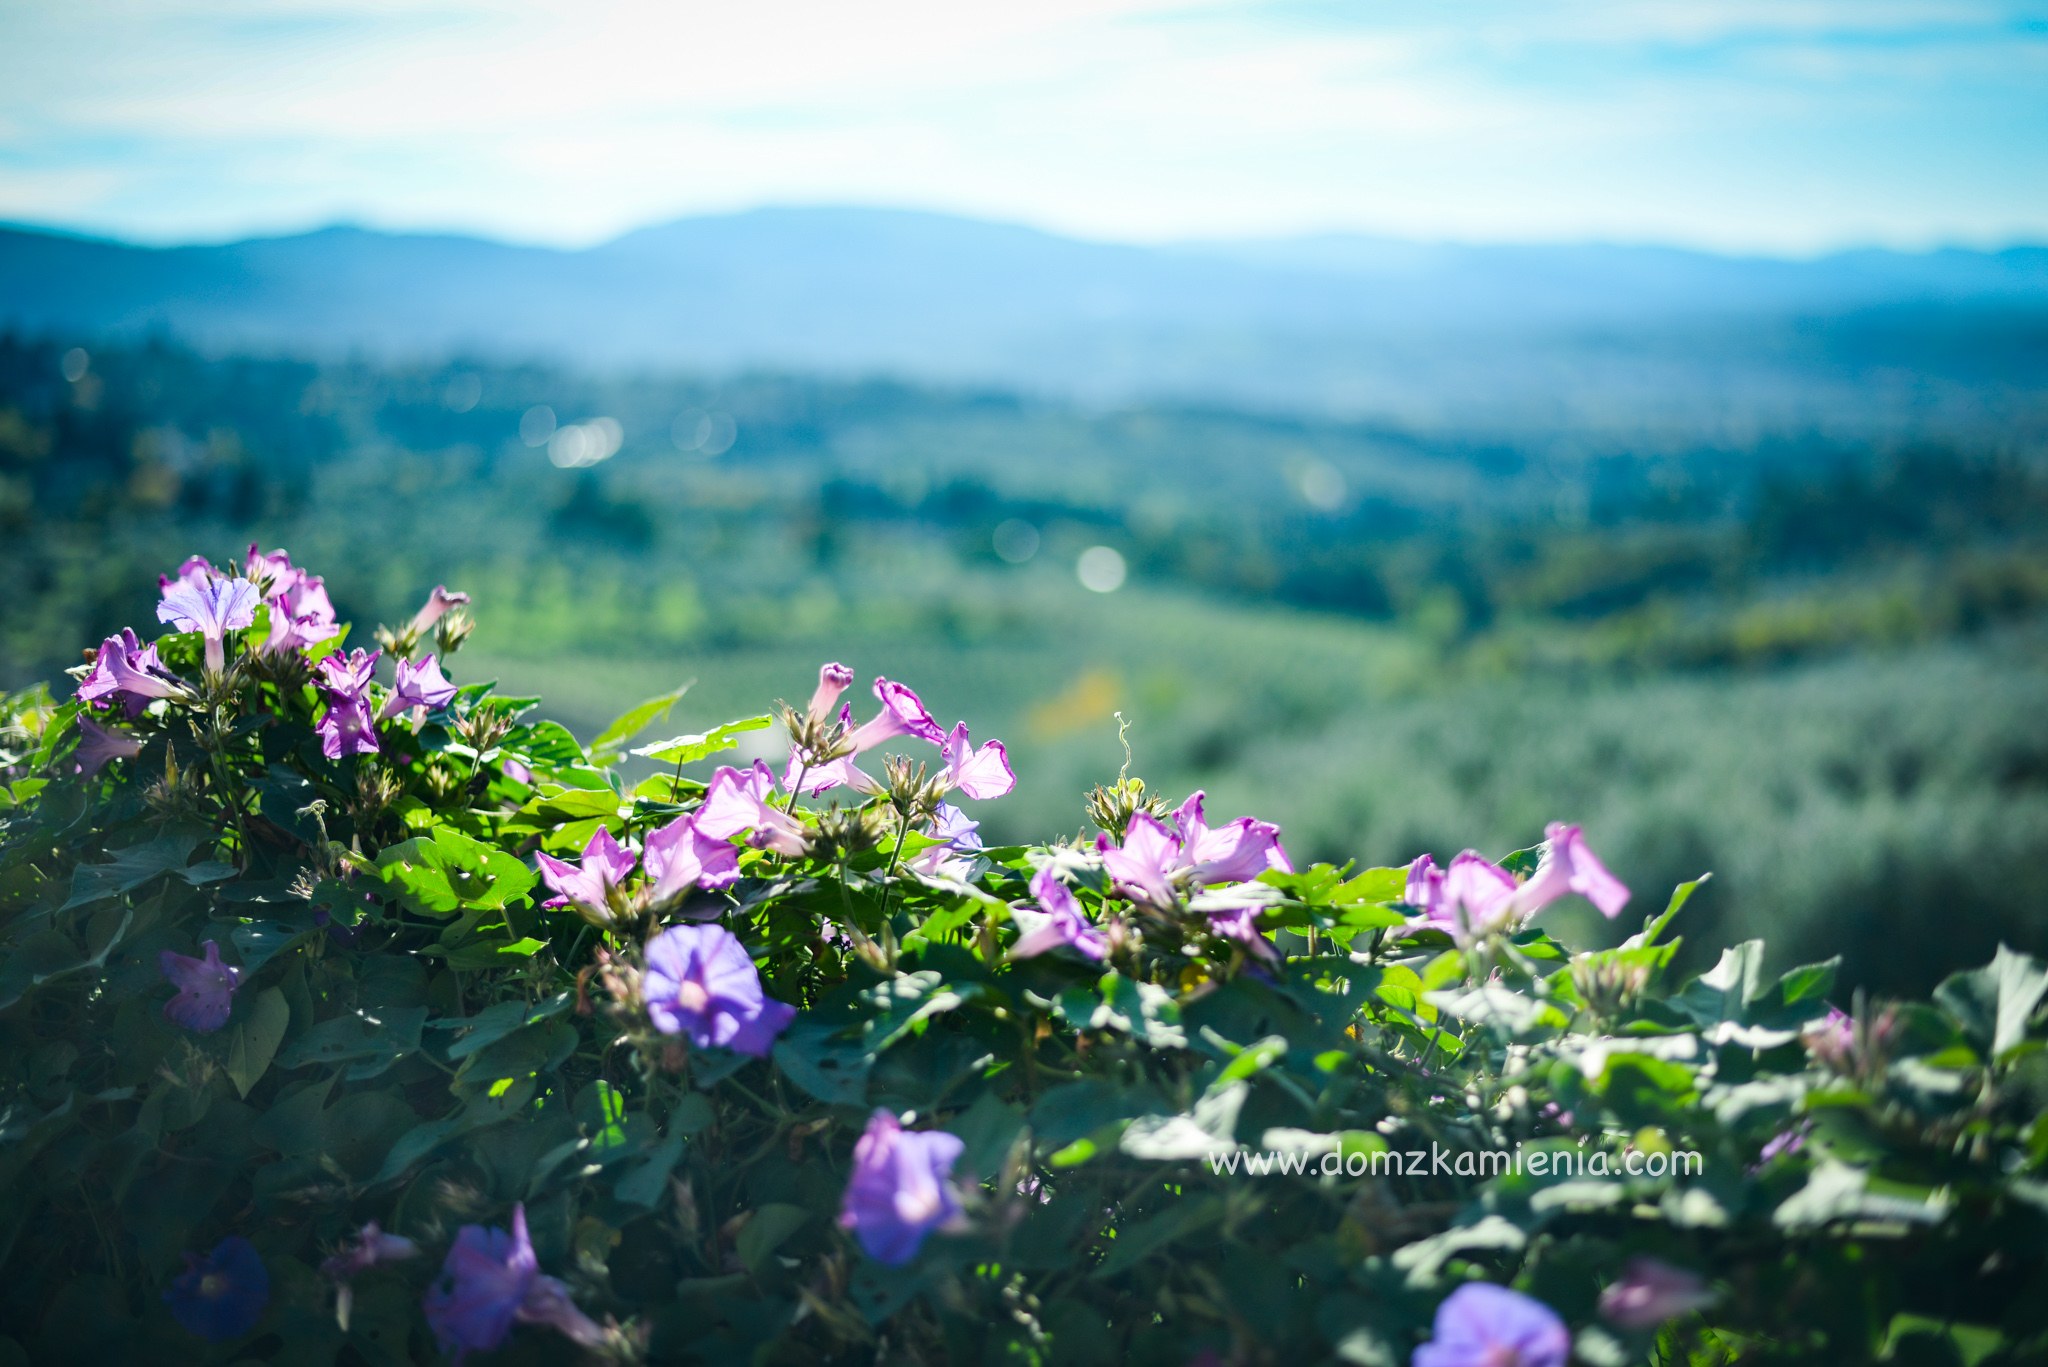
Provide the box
[783,668,1016,805]
[1404,822,1629,940]
[535,812,742,925]
[422,1205,604,1364]
[1098,790,1293,909]
[839,1110,966,1265]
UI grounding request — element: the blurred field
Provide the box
[6,336,2045,991]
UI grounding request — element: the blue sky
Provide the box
[2,0,2045,252]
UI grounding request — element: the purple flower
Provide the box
[242,545,339,656]
[844,677,946,754]
[1413,1283,1570,1367]
[165,1236,269,1342]
[838,1110,965,1265]
[535,827,638,921]
[642,923,796,1056]
[315,648,382,760]
[1099,811,1183,908]
[698,762,811,857]
[1517,822,1630,919]
[79,630,187,711]
[159,940,241,1033]
[378,653,460,722]
[1010,867,1107,960]
[1599,1256,1715,1330]
[807,661,855,727]
[159,555,218,591]
[643,812,742,901]
[1206,905,1280,965]
[782,739,876,797]
[1172,791,1292,884]
[938,722,1015,800]
[1441,851,1520,937]
[72,715,141,776]
[158,575,262,675]
[1805,1005,1855,1060]
[1757,1125,1809,1166]
[408,584,472,637]
[423,1205,605,1364]
[910,803,984,880]
[1404,853,1447,919]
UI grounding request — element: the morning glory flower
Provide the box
[158,574,262,675]
[1171,791,1292,884]
[1206,905,1280,965]
[1441,851,1520,937]
[698,762,811,857]
[259,563,339,656]
[642,923,796,1056]
[910,803,984,880]
[165,1236,270,1342]
[642,812,742,901]
[938,722,1015,800]
[1599,1256,1715,1330]
[535,827,638,921]
[1404,853,1447,919]
[407,584,472,637]
[72,715,141,776]
[422,1205,605,1364]
[378,653,460,722]
[78,629,186,713]
[783,731,877,797]
[1098,811,1184,909]
[159,940,241,1033]
[159,555,218,592]
[844,677,946,754]
[1010,867,1107,960]
[314,648,382,759]
[243,543,303,595]
[1413,1283,1570,1367]
[1517,822,1630,919]
[838,1110,966,1266]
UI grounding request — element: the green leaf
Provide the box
[277,1005,428,1080]
[1624,874,1710,950]
[375,826,536,917]
[1057,972,1186,1048]
[861,971,967,1054]
[440,993,574,1060]
[590,683,692,762]
[61,831,204,910]
[615,1131,687,1209]
[1092,1197,1223,1278]
[631,715,774,767]
[225,988,291,1098]
[773,1021,871,1106]
[736,1204,810,1275]
[1935,945,2048,1060]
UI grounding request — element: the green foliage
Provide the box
[3,575,2048,1365]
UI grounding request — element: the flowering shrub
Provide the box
[1,548,2045,1366]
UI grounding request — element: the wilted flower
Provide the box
[159,939,241,1033]
[422,1204,604,1364]
[643,812,742,902]
[536,827,638,922]
[321,1222,419,1330]
[642,923,795,1056]
[1413,1283,1570,1367]
[159,574,261,675]
[1599,1256,1716,1330]
[807,661,855,728]
[72,714,141,776]
[844,677,946,754]
[409,585,472,637]
[165,1236,270,1342]
[315,648,382,760]
[938,722,1015,799]
[1010,867,1106,960]
[698,762,811,857]
[78,629,186,713]
[1518,822,1631,919]
[378,653,459,722]
[839,1110,965,1265]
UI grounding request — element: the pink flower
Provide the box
[1010,868,1106,960]
[698,762,810,857]
[535,828,638,920]
[643,812,741,900]
[407,584,471,637]
[938,722,1015,800]
[378,654,459,722]
[1518,822,1630,919]
[844,678,945,754]
[1599,1257,1715,1330]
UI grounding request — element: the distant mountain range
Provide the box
[5,207,2046,433]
